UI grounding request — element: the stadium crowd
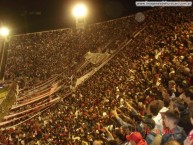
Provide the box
[0,6,193,145]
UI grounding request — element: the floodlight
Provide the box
[73,3,87,17]
[0,27,9,37]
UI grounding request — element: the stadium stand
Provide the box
[0,7,193,145]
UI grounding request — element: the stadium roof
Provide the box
[0,0,155,35]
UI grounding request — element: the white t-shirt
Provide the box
[152,107,168,133]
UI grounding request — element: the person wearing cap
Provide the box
[126,131,147,145]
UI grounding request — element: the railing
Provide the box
[20,75,59,96]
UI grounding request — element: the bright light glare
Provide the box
[0,27,9,37]
[73,4,87,17]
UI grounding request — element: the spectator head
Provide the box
[164,140,180,145]
[188,55,193,63]
[177,83,186,93]
[82,141,89,145]
[163,97,170,108]
[184,67,190,75]
[93,140,103,145]
[114,128,126,143]
[107,140,118,145]
[169,69,175,78]
[126,132,144,145]
[122,125,133,135]
[163,110,180,130]
[141,117,155,130]
[183,86,193,103]
[173,98,186,113]
[148,100,164,116]
[188,101,193,125]
[168,80,176,90]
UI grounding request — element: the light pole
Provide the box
[72,3,87,29]
[0,27,10,80]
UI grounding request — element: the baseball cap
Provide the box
[126,132,143,143]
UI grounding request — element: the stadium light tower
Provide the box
[0,27,10,80]
[72,3,87,29]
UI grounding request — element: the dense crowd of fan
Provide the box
[0,7,193,145]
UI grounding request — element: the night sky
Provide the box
[0,0,165,35]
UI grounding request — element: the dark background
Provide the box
[0,0,177,35]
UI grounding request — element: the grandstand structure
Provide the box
[0,6,192,144]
